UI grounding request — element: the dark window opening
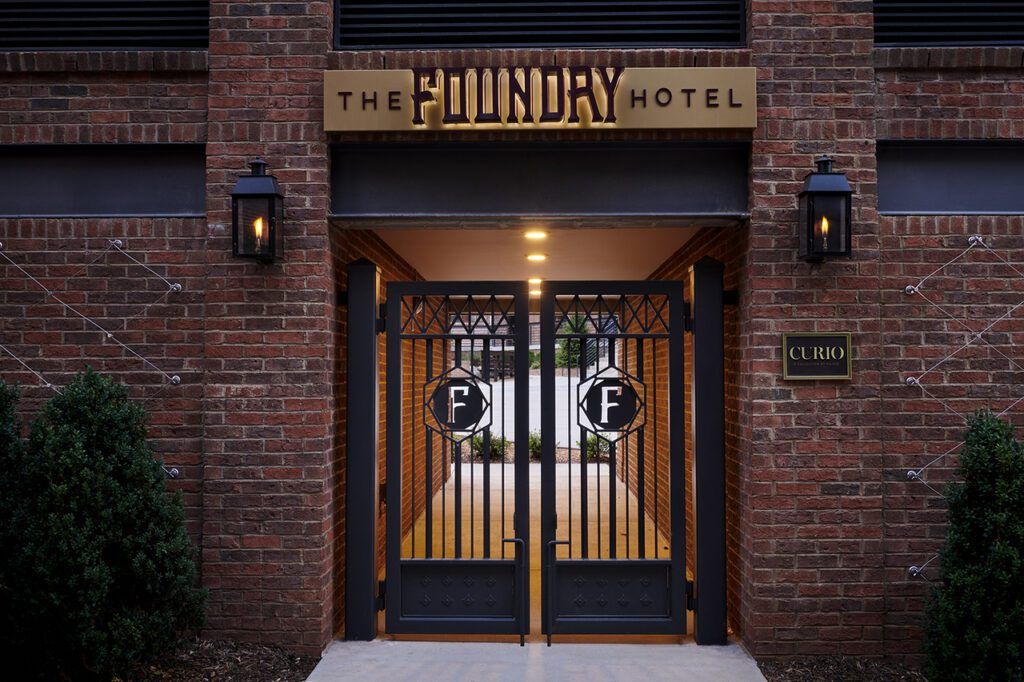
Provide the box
[877,141,1024,215]
[0,144,206,217]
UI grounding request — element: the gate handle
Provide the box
[545,540,570,646]
[503,537,527,646]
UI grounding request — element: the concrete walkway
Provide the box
[307,640,766,682]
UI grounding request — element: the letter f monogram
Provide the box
[599,385,621,426]
[449,385,470,425]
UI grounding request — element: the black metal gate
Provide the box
[370,272,725,644]
[384,281,530,639]
[540,281,686,638]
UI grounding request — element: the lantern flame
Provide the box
[820,215,830,250]
[253,216,264,242]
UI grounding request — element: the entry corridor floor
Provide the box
[306,640,766,682]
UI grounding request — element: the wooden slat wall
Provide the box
[336,1,745,50]
[875,1,1024,46]
[0,0,208,50]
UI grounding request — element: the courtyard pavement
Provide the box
[306,639,766,682]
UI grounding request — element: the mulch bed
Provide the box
[758,656,927,682]
[131,638,319,682]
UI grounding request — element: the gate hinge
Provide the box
[376,580,386,611]
[376,303,386,334]
[683,302,693,333]
[686,580,696,611]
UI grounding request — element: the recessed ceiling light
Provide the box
[524,230,547,240]
[528,278,542,285]
[526,253,547,262]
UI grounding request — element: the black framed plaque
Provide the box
[782,333,852,380]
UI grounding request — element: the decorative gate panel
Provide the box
[385,282,530,638]
[540,282,686,637]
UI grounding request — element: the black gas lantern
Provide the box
[231,158,284,263]
[798,155,853,261]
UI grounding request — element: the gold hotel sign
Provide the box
[323,67,757,132]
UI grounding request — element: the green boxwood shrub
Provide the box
[0,381,24,659]
[578,434,611,462]
[923,411,1024,681]
[528,430,542,461]
[0,371,205,680]
[470,429,510,461]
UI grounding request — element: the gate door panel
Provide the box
[540,282,686,636]
[385,282,530,637]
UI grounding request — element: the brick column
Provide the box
[203,0,334,653]
[743,0,882,655]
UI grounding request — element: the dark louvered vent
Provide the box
[0,1,208,51]
[336,1,745,50]
[875,1,1024,46]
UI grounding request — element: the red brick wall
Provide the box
[0,219,208,535]
[332,227,431,636]
[200,0,335,654]
[0,62,206,144]
[741,0,884,657]
[873,48,1024,659]
[878,217,1024,658]
[649,225,748,639]
[0,56,209,555]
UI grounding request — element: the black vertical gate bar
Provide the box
[578,336,589,559]
[608,336,616,559]
[539,288,556,633]
[411,336,417,557]
[344,259,379,641]
[595,331,602,558]
[653,334,660,560]
[624,337,630,559]
[513,282,530,635]
[482,340,491,558]
[470,337,476,559]
[668,284,688,635]
[442,338,448,559]
[425,337,433,558]
[454,337,463,558]
[567,327,573,558]
[691,257,727,645]
[442,430,448,557]
[384,278,402,634]
[637,337,646,559]
[500,338,506,559]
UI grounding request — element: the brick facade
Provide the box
[2,0,1022,661]
[646,225,750,639]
